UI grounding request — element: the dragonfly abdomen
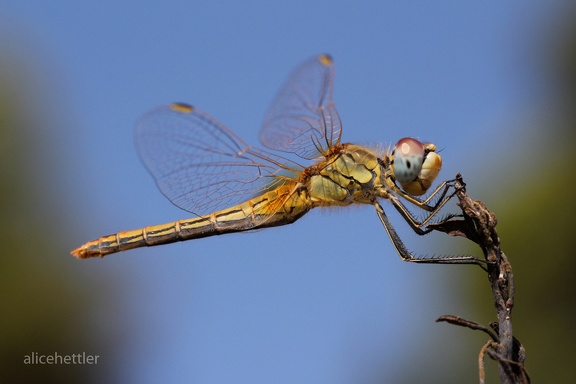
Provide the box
[71,214,265,259]
[71,183,312,258]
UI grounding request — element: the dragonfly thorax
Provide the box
[306,144,384,206]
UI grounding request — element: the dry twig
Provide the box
[430,174,530,383]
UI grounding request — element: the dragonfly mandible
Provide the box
[72,54,478,265]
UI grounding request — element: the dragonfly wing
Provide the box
[136,103,299,216]
[259,54,342,160]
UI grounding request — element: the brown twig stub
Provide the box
[436,315,499,342]
[453,175,500,262]
[430,174,529,383]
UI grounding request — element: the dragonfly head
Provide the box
[390,138,442,196]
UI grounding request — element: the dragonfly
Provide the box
[72,54,479,265]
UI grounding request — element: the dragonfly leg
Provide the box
[374,202,485,266]
[387,190,458,236]
[398,178,459,211]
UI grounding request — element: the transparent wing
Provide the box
[260,54,342,160]
[135,103,301,216]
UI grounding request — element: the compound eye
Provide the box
[393,138,425,184]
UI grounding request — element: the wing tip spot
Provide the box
[318,54,333,67]
[171,102,194,113]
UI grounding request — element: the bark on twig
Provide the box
[430,174,530,384]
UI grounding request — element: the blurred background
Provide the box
[1,1,574,382]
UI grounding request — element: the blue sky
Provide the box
[1,1,565,382]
